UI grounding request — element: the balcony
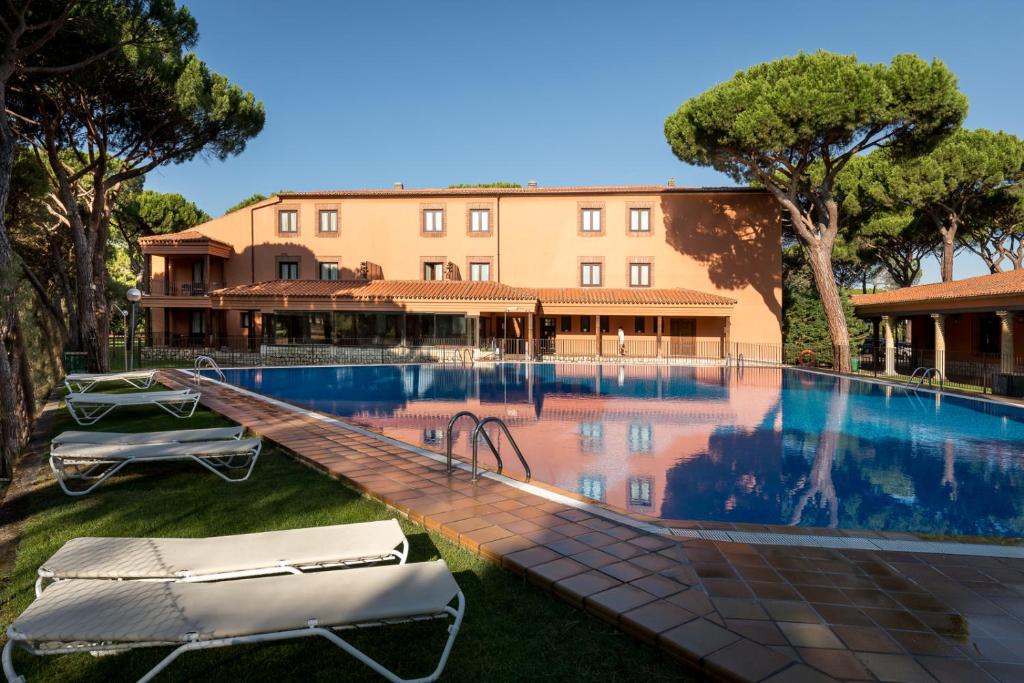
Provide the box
[147,279,224,296]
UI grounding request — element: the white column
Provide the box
[997,310,1015,374]
[931,313,946,380]
[882,315,895,376]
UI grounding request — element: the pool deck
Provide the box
[161,370,1024,683]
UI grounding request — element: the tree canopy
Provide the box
[225,193,268,214]
[844,129,1024,281]
[665,51,967,371]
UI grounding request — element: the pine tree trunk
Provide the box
[806,242,852,372]
[0,119,25,473]
[941,236,955,282]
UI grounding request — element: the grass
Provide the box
[0,394,688,682]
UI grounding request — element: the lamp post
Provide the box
[111,303,129,371]
[126,288,142,371]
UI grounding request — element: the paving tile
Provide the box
[544,537,590,556]
[703,638,794,681]
[659,617,741,660]
[863,608,930,631]
[603,541,645,560]
[527,557,589,589]
[798,647,874,680]
[711,597,769,621]
[503,546,562,575]
[630,574,687,599]
[918,656,996,683]
[701,578,754,598]
[812,603,874,627]
[585,584,658,625]
[478,534,536,561]
[778,622,845,649]
[725,618,788,646]
[553,570,621,608]
[855,652,936,683]
[599,560,651,583]
[620,600,697,644]
[666,589,716,616]
[979,661,1024,682]
[630,552,679,573]
[762,599,823,624]
[571,548,619,569]
[750,581,803,601]
[761,663,837,683]
[889,629,961,657]
[832,624,904,653]
[631,534,675,552]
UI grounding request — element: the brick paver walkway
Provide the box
[161,371,1024,682]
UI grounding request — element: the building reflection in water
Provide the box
[232,363,1024,538]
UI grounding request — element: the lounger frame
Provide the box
[48,439,261,497]
[2,591,465,683]
[64,370,157,394]
[64,391,200,426]
[50,426,244,455]
[34,535,410,596]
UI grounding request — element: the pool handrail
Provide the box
[445,411,503,476]
[471,417,531,483]
[193,355,226,384]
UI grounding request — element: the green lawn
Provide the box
[0,397,686,682]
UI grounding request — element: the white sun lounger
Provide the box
[51,426,244,453]
[64,389,200,426]
[49,438,262,496]
[63,370,157,393]
[34,519,409,595]
[4,560,464,683]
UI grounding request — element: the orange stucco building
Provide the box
[139,183,782,358]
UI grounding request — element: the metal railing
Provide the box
[146,280,224,296]
[906,367,943,390]
[445,411,531,482]
[193,355,226,384]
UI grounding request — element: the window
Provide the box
[560,316,572,333]
[580,316,592,334]
[190,311,205,335]
[634,316,646,334]
[628,477,654,507]
[423,261,444,281]
[579,422,604,452]
[470,209,490,232]
[581,262,602,287]
[278,261,299,279]
[319,262,339,280]
[579,475,606,502]
[240,312,251,329]
[629,207,651,232]
[600,316,610,334]
[628,422,654,453]
[630,262,651,287]
[581,208,602,232]
[278,210,298,234]
[423,209,444,233]
[469,262,491,281]
[318,209,338,233]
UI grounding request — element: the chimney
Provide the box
[527,180,538,188]
[393,182,404,190]
[666,178,676,187]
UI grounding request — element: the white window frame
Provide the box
[469,262,491,281]
[318,210,338,233]
[423,262,444,280]
[470,209,490,233]
[423,209,444,233]
[629,262,651,287]
[278,210,298,234]
[581,208,602,233]
[581,262,602,287]
[629,208,650,232]
[319,262,339,280]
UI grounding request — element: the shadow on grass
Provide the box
[0,400,688,682]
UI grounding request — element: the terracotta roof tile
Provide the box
[211,280,735,307]
[273,185,765,200]
[851,270,1024,308]
[138,230,230,247]
[211,279,538,302]
[532,287,735,306]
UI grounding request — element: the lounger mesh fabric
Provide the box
[51,427,243,447]
[53,438,261,462]
[12,561,459,644]
[40,520,406,580]
[65,390,195,405]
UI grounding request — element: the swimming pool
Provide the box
[217,363,1024,538]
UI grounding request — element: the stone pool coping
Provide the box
[161,369,1024,682]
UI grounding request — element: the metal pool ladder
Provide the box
[445,411,531,482]
[193,355,226,384]
[906,366,943,390]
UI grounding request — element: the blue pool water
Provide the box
[217,363,1024,538]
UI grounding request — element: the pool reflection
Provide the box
[223,363,1024,538]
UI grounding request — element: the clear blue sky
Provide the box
[148,0,1024,284]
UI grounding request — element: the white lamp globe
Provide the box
[126,287,142,303]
